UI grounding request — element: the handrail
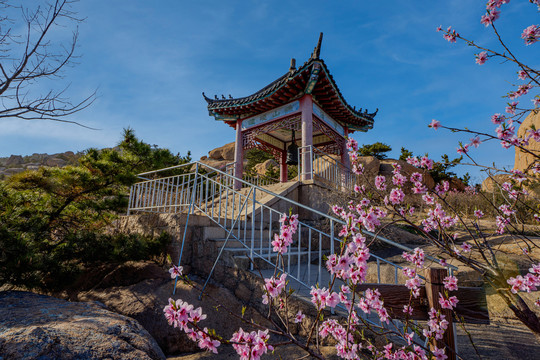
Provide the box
[136,161,342,223]
[130,160,454,270]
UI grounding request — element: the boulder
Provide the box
[207,143,235,161]
[0,291,165,360]
[5,155,23,166]
[481,174,512,193]
[77,269,272,356]
[356,156,380,176]
[515,110,540,174]
[254,159,278,175]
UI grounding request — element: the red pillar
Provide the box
[280,150,288,182]
[341,127,351,169]
[300,95,313,181]
[234,119,244,190]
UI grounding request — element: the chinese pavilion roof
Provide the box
[203,33,377,132]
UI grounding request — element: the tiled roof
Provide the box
[203,35,377,132]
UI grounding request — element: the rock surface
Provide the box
[0,151,80,178]
[254,158,278,175]
[0,291,165,360]
[77,264,272,356]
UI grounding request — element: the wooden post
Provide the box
[280,150,288,183]
[300,95,313,181]
[425,268,457,360]
[234,119,244,190]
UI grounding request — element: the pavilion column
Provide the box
[280,150,288,183]
[234,119,244,190]
[300,95,313,181]
[341,127,351,169]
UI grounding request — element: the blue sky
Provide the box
[1,1,538,184]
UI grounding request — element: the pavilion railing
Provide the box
[298,145,360,193]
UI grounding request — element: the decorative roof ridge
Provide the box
[314,59,378,122]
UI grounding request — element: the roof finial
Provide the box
[312,32,323,59]
[289,58,296,72]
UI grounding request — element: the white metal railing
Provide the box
[298,145,360,193]
[127,161,457,329]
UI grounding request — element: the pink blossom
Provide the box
[389,188,405,205]
[375,175,386,191]
[407,156,421,167]
[461,243,472,253]
[294,310,305,323]
[522,24,540,45]
[457,143,469,155]
[420,156,434,170]
[443,26,459,42]
[422,194,435,205]
[475,51,488,65]
[518,70,528,80]
[469,136,481,148]
[444,276,459,291]
[263,273,287,302]
[480,9,500,26]
[429,119,441,130]
[506,101,518,115]
[474,209,484,218]
[491,113,505,124]
[231,328,272,360]
[197,328,221,353]
[410,172,423,183]
[169,265,183,279]
[433,346,448,360]
[346,138,358,151]
[403,305,413,315]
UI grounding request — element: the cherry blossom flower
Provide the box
[420,156,434,170]
[231,328,272,360]
[469,136,482,148]
[461,243,472,253]
[389,188,405,205]
[491,113,505,124]
[518,70,528,80]
[346,138,358,152]
[443,26,459,42]
[506,101,518,115]
[480,9,500,26]
[522,24,540,45]
[444,276,459,291]
[294,310,305,323]
[429,119,441,130]
[475,51,488,65]
[375,175,386,191]
[169,265,183,279]
[474,209,484,218]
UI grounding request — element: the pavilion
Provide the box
[203,33,377,189]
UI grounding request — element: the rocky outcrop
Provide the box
[77,262,273,356]
[208,142,235,161]
[5,155,23,166]
[515,110,540,174]
[254,158,278,175]
[0,291,165,360]
[0,151,80,178]
[481,174,513,193]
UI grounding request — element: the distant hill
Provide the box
[0,151,81,179]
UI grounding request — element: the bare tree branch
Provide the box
[0,0,95,126]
